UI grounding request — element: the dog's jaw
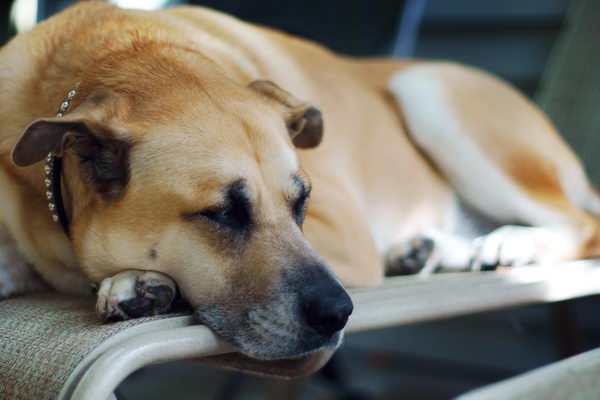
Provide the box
[195,297,345,360]
[192,267,347,359]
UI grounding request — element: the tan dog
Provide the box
[1,2,599,359]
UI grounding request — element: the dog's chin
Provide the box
[235,329,344,361]
[195,307,345,360]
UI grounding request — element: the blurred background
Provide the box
[2,0,600,399]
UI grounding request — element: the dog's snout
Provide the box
[301,279,353,337]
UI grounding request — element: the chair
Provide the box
[4,0,600,398]
[2,261,600,399]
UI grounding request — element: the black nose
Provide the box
[301,281,354,337]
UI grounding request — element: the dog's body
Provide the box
[2,2,600,358]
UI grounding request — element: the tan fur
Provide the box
[509,151,566,204]
[1,2,598,302]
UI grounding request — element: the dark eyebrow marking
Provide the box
[293,174,311,196]
[292,174,311,225]
[183,179,253,236]
[226,180,252,218]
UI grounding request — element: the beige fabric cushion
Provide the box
[0,292,190,400]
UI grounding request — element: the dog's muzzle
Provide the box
[196,262,353,360]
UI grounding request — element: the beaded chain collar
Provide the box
[44,88,77,238]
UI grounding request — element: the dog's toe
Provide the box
[143,284,176,312]
[386,235,438,275]
[118,296,155,319]
[96,270,177,321]
[468,226,537,271]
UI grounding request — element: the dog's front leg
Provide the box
[96,270,178,320]
[0,224,47,298]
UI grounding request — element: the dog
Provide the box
[1,1,600,360]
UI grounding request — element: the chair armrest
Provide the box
[456,346,600,399]
[348,259,600,332]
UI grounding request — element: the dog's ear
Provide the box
[12,89,131,198]
[249,80,323,149]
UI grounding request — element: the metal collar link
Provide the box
[44,88,77,238]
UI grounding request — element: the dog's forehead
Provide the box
[128,114,299,203]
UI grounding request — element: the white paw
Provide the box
[96,270,177,320]
[469,225,540,270]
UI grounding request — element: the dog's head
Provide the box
[11,51,352,359]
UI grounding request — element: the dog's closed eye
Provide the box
[292,175,311,226]
[185,181,252,234]
[193,204,249,231]
[293,193,309,225]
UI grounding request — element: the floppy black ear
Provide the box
[12,92,131,198]
[248,80,323,149]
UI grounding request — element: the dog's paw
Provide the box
[96,270,177,321]
[386,235,438,275]
[469,225,537,271]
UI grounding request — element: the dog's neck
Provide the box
[44,88,78,239]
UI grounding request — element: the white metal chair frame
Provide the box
[65,260,600,400]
